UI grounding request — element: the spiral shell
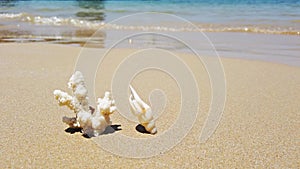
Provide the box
[129,85,157,134]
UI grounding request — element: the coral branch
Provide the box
[62,116,80,128]
[53,90,75,111]
[53,71,116,137]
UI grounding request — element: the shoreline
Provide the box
[1,29,299,68]
[0,43,299,168]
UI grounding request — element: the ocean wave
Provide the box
[0,12,299,35]
[103,24,300,35]
[0,12,104,27]
[0,13,23,18]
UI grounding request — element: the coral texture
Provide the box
[54,71,116,136]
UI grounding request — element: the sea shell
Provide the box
[129,85,157,134]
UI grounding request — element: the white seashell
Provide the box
[129,85,157,134]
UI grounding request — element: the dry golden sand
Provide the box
[0,43,299,168]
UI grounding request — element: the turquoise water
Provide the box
[1,0,300,39]
[0,0,300,66]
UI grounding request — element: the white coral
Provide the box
[129,85,157,134]
[53,71,116,137]
[78,91,117,136]
[97,92,117,125]
[53,90,74,111]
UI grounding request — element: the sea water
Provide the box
[0,0,299,65]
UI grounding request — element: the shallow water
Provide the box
[1,0,300,40]
[0,0,299,66]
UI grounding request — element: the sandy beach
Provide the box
[0,43,299,168]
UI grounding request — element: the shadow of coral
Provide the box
[65,124,122,138]
[102,124,122,135]
[65,127,82,134]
